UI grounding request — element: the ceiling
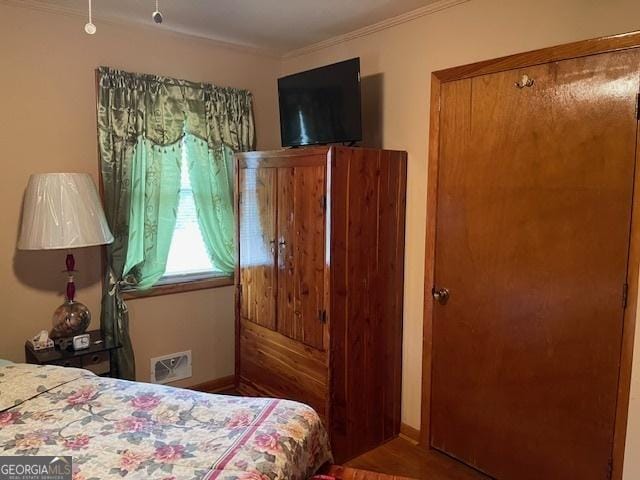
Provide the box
[33,0,444,54]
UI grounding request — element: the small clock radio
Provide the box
[72,333,91,351]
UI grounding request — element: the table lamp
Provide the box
[18,173,114,339]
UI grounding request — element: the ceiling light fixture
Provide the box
[84,0,96,34]
[152,0,163,24]
[84,0,166,35]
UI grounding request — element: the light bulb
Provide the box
[85,0,96,35]
[152,0,163,24]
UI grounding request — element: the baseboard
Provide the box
[189,375,236,394]
[399,423,421,444]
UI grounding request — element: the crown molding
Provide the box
[1,0,470,60]
[282,0,470,59]
[0,0,283,58]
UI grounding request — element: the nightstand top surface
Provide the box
[25,330,120,363]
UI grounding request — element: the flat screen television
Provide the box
[278,58,362,147]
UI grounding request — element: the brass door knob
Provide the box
[432,287,450,305]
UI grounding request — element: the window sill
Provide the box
[122,274,235,300]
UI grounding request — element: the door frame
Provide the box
[421,30,640,480]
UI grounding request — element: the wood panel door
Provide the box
[276,165,327,350]
[431,50,640,480]
[239,168,277,329]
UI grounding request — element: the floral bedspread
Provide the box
[0,364,332,480]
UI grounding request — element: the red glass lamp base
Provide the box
[50,253,91,339]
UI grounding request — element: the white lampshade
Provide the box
[18,173,114,250]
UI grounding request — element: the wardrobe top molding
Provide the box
[236,146,407,169]
[434,30,640,83]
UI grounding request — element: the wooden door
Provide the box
[238,168,277,329]
[431,50,640,480]
[277,165,327,350]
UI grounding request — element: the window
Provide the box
[160,140,219,284]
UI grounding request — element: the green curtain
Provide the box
[123,137,182,289]
[97,66,255,380]
[185,137,236,273]
[99,124,136,381]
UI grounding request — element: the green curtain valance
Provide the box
[97,66,255,151]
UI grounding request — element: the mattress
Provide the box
[0,363,332,479]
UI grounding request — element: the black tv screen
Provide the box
[278,58,362,147]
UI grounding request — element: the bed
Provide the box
[0,363,333,479]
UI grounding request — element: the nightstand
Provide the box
[25,330,120,377]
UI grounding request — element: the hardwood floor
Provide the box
[346,438,489,480]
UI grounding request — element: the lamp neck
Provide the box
[65,253,76,303]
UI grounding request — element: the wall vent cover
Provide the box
[150,351,192,384]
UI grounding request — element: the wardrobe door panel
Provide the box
[276,167,299,340]
[239,168,277,330]
[277,165,326,350]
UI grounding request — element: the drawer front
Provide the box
[81,351,110,375]
[52,357,82,368]
[239,319,328,419]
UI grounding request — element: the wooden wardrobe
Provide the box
[235,146,406,462]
